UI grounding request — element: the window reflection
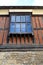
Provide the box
[16,16,20,22]
[21,16,25,22]
[26,16,31,22]
[10,23,15,32]
[27,23,32,32]
[10,14,32,33]
[21,23,26,32]
[11,16,15,22]
[16,23,20,32]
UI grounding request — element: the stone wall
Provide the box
[0,51,43,65]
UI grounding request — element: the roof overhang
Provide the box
[0,6,43,9]
[0,6,43,15]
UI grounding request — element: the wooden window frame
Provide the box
[9,12,34,35]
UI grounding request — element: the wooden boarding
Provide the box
[0,17,5,29]
[37,30,43,44]
[32,16,37,28]
[9,37,13,44]
[25,36,29,44]
[0,16,43,46]
[42,30,43,42]
[17,36,20,45]
[29,37,33,44]
[5,17,9,29]
[21,36,25,45]
[39,17,43,28]
[0,30,3,44]
[3,30,8,45]
[35,16,40,28]
[34,30,39,44]
[13,36,17,45]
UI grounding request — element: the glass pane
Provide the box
[21,29,26,32]
[21,23,26,32]
[16,16,20,22]
[21,23,25,28]
[10,23,15,33]
[16,23,20,32]
[21,16,25,22]
[27,23,32,33]
[11,16,15,22]
[16,29,20,32]
[26,15,31,22]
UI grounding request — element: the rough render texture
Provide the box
[0,51,43,65]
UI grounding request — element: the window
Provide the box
[21,16,25,22]
[16,23,20,32]
[9,13,33,34]
[16,16,20,22]
[26,15,31,22]
[21,23,26,32]
[10,23,15,33]
[11,16,15,22]
[27,23,32,33]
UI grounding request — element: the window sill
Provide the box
[0,44,43,49]
[9,32,34,35]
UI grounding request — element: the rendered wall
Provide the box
[0,51,43,65]
[0,9,43,15]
